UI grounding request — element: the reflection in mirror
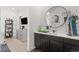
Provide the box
[45,6,68,28]
[53,15,59,23]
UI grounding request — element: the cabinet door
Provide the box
[64,38,79,52]
[35,37,41,49]
[35,33,41,49]
[40,37,49,51]
[49,37,63,52]
[38,34,50,51]
[35,33,49,51]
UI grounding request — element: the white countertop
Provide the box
[35,32,79,40]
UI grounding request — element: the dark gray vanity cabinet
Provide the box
[34,33,63,52]
[34,33,79,52]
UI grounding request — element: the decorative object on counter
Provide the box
[46,6,68,28]
[37,26,49,33]
[52,30,56,33]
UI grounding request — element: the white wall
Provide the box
[0,6,43,51]
[0,6,29,37]
[0,6,29,52]
[27,6,45,51]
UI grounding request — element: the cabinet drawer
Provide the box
[40,34,50,39]
[34,33,41,38]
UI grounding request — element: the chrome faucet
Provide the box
[53,30,56,33]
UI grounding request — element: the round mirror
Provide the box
[46,6,68,28]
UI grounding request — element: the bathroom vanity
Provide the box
[34,32,79,52]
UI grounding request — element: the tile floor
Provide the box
[6,38,27,52]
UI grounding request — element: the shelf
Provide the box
[5,19,13,38]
